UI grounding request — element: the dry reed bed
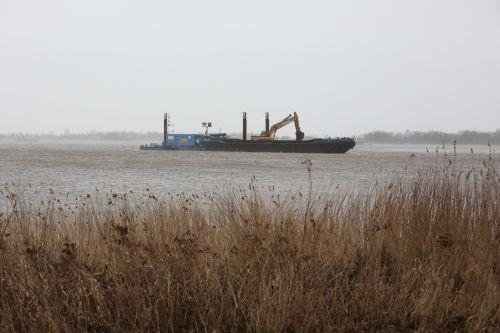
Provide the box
[0,164,499,332]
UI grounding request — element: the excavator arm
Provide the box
[251,112,305,141]
[293,112,305,141]
[267,114,294,137]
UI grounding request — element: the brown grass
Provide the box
[0,163,499,332]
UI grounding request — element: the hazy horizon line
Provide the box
[1,128,499,136]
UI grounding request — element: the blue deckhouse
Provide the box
[163,133,205,148]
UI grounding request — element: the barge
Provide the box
[140,113,355,154]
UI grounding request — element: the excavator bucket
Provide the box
[296,130,305,141]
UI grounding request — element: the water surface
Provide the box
[0,142,496,201]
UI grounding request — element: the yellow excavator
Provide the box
[251,112,305,141]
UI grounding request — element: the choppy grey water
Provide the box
[0,142,497,201]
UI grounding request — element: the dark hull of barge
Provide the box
[140,139,356,154]
[140,138,355,154]
[200,138,355,154]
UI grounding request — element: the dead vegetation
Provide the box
[0,162,499,332]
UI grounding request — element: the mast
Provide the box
[242,112,247,141]
[265,112,270,135]
[163,113,170,145]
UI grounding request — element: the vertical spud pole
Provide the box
[243,112,247,141]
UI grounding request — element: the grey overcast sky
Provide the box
[1,0,499,137]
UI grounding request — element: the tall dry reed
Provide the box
[0,163,498,332]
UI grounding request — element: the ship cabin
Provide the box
[163,134,205,148]
[139,132,228,150]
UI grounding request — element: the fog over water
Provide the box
[1,0,500,136]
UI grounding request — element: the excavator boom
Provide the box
[251,112,305,141]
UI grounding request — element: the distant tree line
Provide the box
[362,130,500,145]
[2,130,499,145]
[0,131,163,142]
